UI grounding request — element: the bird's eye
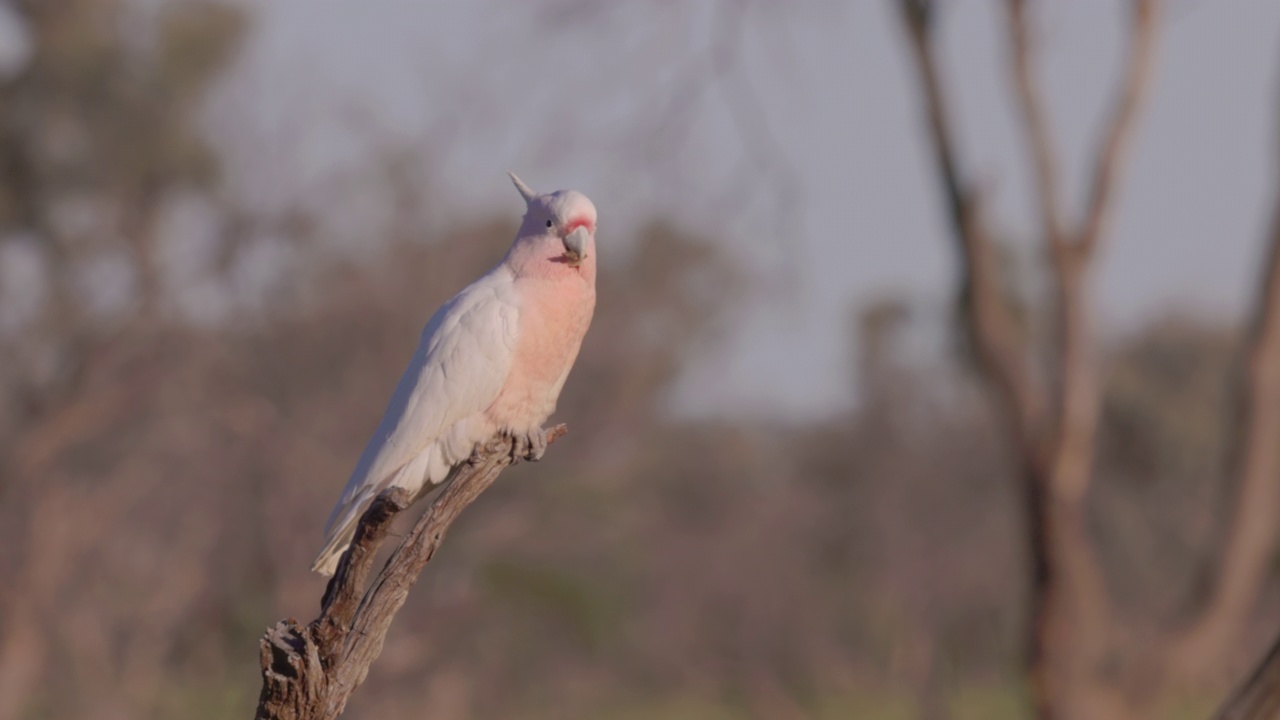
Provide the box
[546,220,554,228]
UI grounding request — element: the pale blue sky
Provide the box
[220,0,1280,419]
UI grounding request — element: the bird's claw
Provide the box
[507,427,548,462]
[527,427,548,461]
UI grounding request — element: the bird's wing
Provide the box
[315,268,519,564]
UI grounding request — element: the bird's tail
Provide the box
[311,461,460,576]
[311,495,371,576]
[311,542,348,577]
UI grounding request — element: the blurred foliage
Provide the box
[0,0,246,406]
[481,559,625,652]
[1095,318,1237,622]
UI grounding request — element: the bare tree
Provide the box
[899,1,1280,718]
[254,426,567,720]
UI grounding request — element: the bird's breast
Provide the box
[485,275,595,430]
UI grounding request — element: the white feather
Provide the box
[312,266,520,574]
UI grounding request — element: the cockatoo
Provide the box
[312,173,597,576]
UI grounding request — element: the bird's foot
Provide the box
[507,427,548,462]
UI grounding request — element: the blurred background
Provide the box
[2,1,1280,719]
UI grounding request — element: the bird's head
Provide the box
[508,172,597,271]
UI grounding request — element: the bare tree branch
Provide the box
[1006,0,1160,259]
[254,425,569,720]
[1077,0,1161,257]
[706,0,806,265]
[1005,0,1068,250]
[898,0,1046,449]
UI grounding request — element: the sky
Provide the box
[218,0,1280,420]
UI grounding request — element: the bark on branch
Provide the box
[253,424,569,720]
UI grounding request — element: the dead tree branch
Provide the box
[254,425,569,720]
[1007,0,1159,261]
[1006,0,1067,250]
[898,0,1046,449]
[1077,0,1161,258]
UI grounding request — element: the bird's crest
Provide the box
[508,172,537,204]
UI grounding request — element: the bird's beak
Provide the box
[562,227,589,266]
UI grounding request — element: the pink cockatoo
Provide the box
[312,173,597,576]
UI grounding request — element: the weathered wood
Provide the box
[254,425,568,720]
